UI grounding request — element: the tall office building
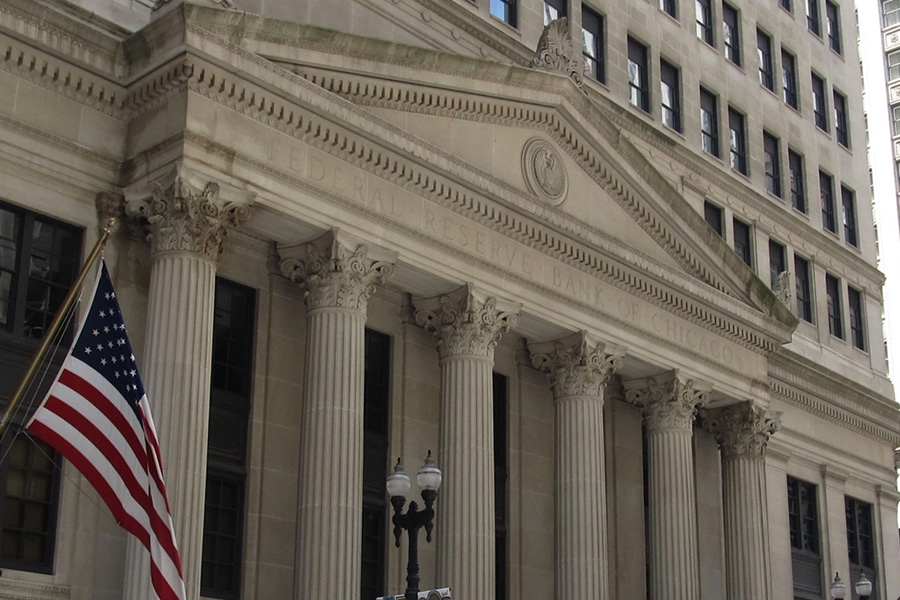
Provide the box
[0,0,897,599]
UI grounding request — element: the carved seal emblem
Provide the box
[522,138,568,205]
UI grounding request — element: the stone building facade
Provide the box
[0,0,897,599]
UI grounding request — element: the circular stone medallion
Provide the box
[522,138,568,205]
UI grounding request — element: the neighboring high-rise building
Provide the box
[0,0,897,599]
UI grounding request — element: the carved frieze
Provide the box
[522,138,568,205]
[531,18,584,88]
[530,331,624,398]
[414,284,520,359]
[279,229,397,313]
[702,403,780,459]
[124,169,254,261]
[625,372,711,431]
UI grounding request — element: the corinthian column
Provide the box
[414,284,520,600]
[530,332,624,600]
[280,230,396,599]
[123,171,254,599]
[624,371,710,600]
[703,403,780,600]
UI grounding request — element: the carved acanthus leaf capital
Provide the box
[279,229,397,313]
[124,170,254,262]
[625,371,711,431]
[532,18,584,88]
[414,284,520,359]
[702,403,781,459]
[530,331,624,399]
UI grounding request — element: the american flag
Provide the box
[26,261,186,600]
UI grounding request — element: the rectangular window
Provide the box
[0,202,81,340]
[782,49,798,108]
[729,107,748,174]
[704,201,724,236]
[769,239,786,289]
[781,0,793,10]
[795,255,813,322]
[723,3,741,65]
[812,73,828,131]
[203,279,255,599]
[491,0,517,27]
[821,171,837,232]
[660,59,681,132]
[841,185,858,247]
[834,90,849,147]
[660,0,677,17]
[700,88,719,157]
[582,7,605,82]
[733,218,753,266]
[826,272,843,338]
[494,373,509,600]
[789,150,807,212]
[764,132,782,197]
[628,37,650,112]
[0,436,61,573]
[788,477,823,599]
[543,0,566,25]
[362,329,391,600]
[807,0,821,34]
[826,1,841,53]
[885,0,900,28]
[757,29,774,90]
[893,106,900,136]
[696,0,714,44]
[846,497,875,573]
[848,287,866,350]
[889,51,900,80]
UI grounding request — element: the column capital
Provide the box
[530,331,625,398]
[124,168,254,261]
[279,229,397,313]
[414,284,521,359]
[624,371,711,431]
[702,403,780,459]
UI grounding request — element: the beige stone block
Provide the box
[263,378,304,426]
[253,563,295,598]
[260,467,300,520]
[0,72,17,115]
[15,80,81,140]
[266,332,306,382]
[257,515,299,566]
[78,106,126,157]
[263,422,301,473]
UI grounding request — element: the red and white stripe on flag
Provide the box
[25,262,186,600]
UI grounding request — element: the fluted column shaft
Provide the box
[280,229,396,599]
[704,404,779,600]
[123,174,253,599]
[531,332,623,600]
[415,285,519,600]
[626,373,709,600]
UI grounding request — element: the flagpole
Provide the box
[0,219,116,438]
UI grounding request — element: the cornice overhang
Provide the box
[768,349,900,446]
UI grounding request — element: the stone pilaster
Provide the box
[414,285,520,600]
[625,371,710,600]
[122,170,254,600]
[280,229,396,599]
[530,332,624,600]
[703,403,780,600]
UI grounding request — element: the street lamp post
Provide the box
[855,573,873,600]
[831,573,847,599]
[386,451,442,600]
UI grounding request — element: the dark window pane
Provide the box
[757,30,774,90]
[826,1,842,53]
[821,171,837,233]
[701,88,719,157]
[660,59,681,132]
[723,3,741,64]
[704,201,723,236]
[848,286,866,350]
[491,0,517,26]
[543,0,566,25]
[826,273,843,338]
[841,185,858,247]
[628,38,650,112]
[582,7,605,82]
[696,0,713,44]
[733,218,753,266]
[764,132,782,197]
[789,150,807,212]
[795,255,813,323]
[783,50,799,108]
[729,108,747,174]
[769,239,786,289]
[813,73,828,131]
[660,0,677,17]
[808,0,821,34]
[201,475,244,599]
[834,91,849,148]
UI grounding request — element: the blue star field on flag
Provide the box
[69,264,145,420]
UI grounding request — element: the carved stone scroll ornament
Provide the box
[522,138,568,205]
[414,284,521,360]
[530,331,625,398]
[625,373,711,431]
[532,17,584,88]
[124,175,253,262]
[702,403,781,459]
[773,270,792,306]
[279,229,397,313]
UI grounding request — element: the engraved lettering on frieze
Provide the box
[279,230,396,313]
[522,138,568,205]
[626,374,710,431]
[702,403,780,459]
[530,332,625,399]
[124,176,253,261]
[414,285,520,360]
[532,18,584,88]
